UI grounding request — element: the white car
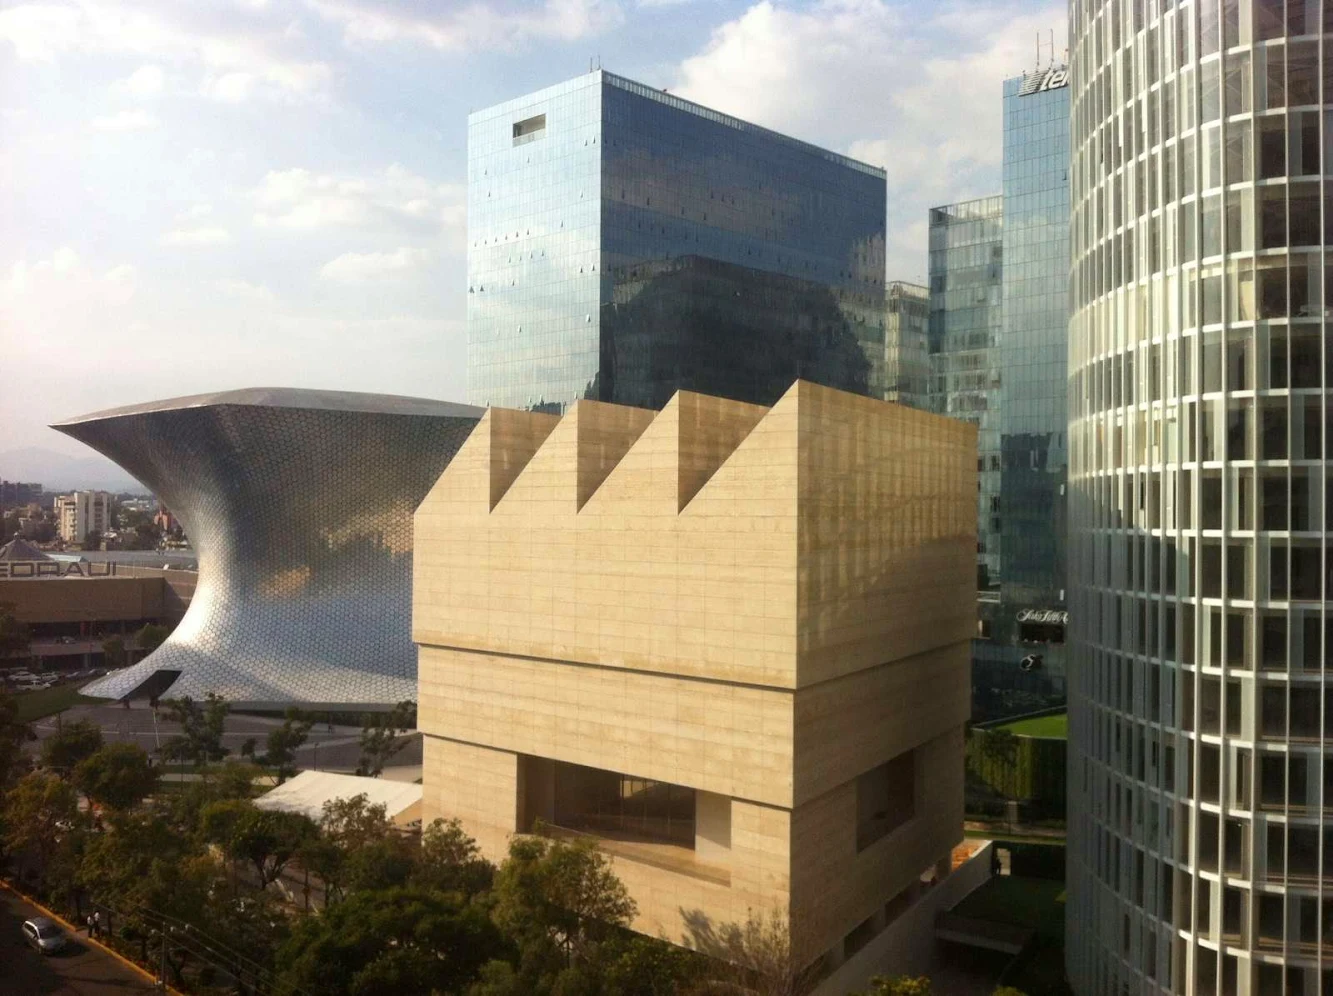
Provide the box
[22,917,66,955]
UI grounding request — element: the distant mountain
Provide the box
[0,447,146,493]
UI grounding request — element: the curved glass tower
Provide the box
[1069,1,1333,993]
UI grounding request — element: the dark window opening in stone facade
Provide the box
[531,759,696,849]
[856,750,915,851]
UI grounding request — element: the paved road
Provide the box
[0,890,156,994]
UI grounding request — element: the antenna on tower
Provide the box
[1049,29,1055,66]
[1035,32,1041,70]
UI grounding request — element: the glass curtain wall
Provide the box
[928,196,1005,590]
[468,71,887,413]
[1001,76,1072,611]
[1067,1,1333,993]
[885,281,931,408]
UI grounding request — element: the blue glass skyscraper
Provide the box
[926,67,1071,720]
[995,68,1072,695]
[467,71,887,412]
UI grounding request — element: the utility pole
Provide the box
[158,927,169,992]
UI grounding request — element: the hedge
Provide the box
[967,727,1067,817]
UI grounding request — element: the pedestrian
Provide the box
[92,910,102,939]
[86,913,96,938]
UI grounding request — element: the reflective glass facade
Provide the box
[885,280,930,408]
[928,75,1072,722]
[1067,2,1333,994]
[977,73,1074,717]
[468,71,887,412]
[1001,74,1072,610]
[928,196,1005,589]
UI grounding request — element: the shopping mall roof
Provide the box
[0,538,53,562]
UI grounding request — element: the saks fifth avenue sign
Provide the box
[1019,67,1069,95]
[1016,608,1068,626]
[0,561,119,579]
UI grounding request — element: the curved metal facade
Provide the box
[53,389,481,708]
[1069,2,1333,993]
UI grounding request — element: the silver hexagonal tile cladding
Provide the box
[52,388,481,709]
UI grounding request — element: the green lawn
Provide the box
[13,680,102,723]
[996,712,1068,739]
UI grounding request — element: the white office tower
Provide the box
[1068,2,1333,994]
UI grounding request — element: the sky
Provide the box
[0,0,1065,461]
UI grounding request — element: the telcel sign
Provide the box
[1019,67,1069,96]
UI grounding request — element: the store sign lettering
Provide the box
[0,561,118,579]
[1016,608,1068,625]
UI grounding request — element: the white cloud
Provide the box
[672,0,1066,277]
[161,225,232,246]
[3,248,136,305]
[0,4,78,61]
[177,203,214,221]
[215,278,275,301]
[308,0,622,52]
[100,264,138,305]
[252,164,465,242]
[91,108,159,131]
[318,246,429,282]
[202,71,256,103]
[120,64,165,97]
[201,62,330,102]
[0,1,331,101]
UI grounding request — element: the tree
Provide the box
[76,811,216,982]
[598,933,705,996]
[261,708,312,784]
[74,742,159,811]
[225,806,317,889]
[854,977,934,996]
[2,771,82,882]
[411,817,495,898]
[0,686,34,792]
[166,762,261,837]
[343,836,416,895]
[320,793,393,852]
[355,700,415,778]
[303,794,399,905]
[200,799,254,852]
[160,693,230,769]
[83,529,102,550]
[101,635,128,669]
[201,885,292,987]
[40,719,104,775]
[681,906,822,996]
[0,601,30,659]
[492,835,636,967]
[135,623,171,656]
[277,887,505,996]
[78,809,196,904]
